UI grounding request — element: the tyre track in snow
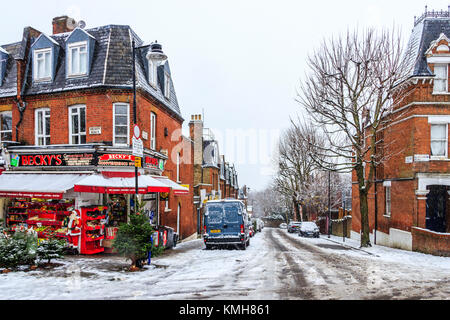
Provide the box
[266,228,316,299]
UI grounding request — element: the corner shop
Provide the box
[0,144,189,254]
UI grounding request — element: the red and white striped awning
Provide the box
[73,173,170,194]
[152,176,189,195]
[0,173,87,199]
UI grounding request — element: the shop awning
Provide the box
[0,173,87,199]
[152,176,190,195]
[73,174,170,194]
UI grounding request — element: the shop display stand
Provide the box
[6,199,73,239]
[80,207,106,255]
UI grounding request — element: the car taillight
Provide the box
[204,225,207,234]
[240,224,244,233]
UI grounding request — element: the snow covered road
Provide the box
[1,227,449,300]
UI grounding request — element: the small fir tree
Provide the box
[113,201,154,269]
[36,239,66,264]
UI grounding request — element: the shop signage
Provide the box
[98,154,135,167]
[13,153,96,167]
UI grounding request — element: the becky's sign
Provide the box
[14,153,95,167]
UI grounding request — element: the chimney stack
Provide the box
[52,16,77,34]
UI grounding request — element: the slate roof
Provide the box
[0,25,182,119]
[407,16,450,76]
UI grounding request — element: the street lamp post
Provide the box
[328,169,331,238]
[132,39,138,212]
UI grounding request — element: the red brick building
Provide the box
[188,114,240,233]
[0,16,196,242]
[352,8,450,255]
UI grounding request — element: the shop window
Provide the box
[67,42,88,77]
[150,112,156,150]
[113,103,129,146]
[33,48,52,81]
[69,105,86,144]
[35,108,50,146]
[433,64,448,93]
[430,124,448,157]
[385,186,391,217]
[0,111,12,142]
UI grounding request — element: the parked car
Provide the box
[298,221,320,238]
[287,221,302,233]
[254,218,264,232]
[203,200,250,250]
[279,223,287,229]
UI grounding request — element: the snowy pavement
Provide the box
[0,228,449,300]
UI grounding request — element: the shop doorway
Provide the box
[426,185,448,233]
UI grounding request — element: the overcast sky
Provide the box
[1,0,448,191]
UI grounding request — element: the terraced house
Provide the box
[352,8,450,256]
[0,16,196,247]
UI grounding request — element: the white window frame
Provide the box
[33,48,52,81]
[68,105,87,145]
[433,64,448,93]
[164,71,171,99]
[148,59,157,87]
[113,103,130,146]
[150,112,156,150]
[67,41,88,77]
[0,111,12,142]
[430,123,448,158]
[385,186,391,217]
[35,108,50,146]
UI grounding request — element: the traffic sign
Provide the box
[134,156,142,167]
[132,136,143,157]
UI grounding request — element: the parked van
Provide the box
[203,199,250,250]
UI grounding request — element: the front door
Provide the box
[426,185,447,233]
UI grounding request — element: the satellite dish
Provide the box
[78,20,86,29]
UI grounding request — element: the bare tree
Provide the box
[297,27,416,247]
[274,120,326,222]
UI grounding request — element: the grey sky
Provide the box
[1,0,448,191]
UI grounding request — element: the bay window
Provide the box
[35,108,50,146]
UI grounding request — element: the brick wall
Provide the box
[412,227,450,257]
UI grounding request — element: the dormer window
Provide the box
[148,59,156,87]
[433,64,448,93]
[68,41,88,77]
[33,48,52,81]
[164,72,171,99]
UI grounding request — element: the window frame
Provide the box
[33,48,53,82]
[0,111,12,143]
[433,64,448,94]
[113,102,130,147]
[35,108,51,146]
[430,123,448,158]
[67,41,89,78]
[68,105,87,145]
[385,186,391,217]
[148,59,157,87]
[164,71,171,99]
[150,112,156,150]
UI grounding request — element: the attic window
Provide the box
[164,72,171,99]
[68,41,88,77]
[148,59,156,87]
[433,64,448,93]
[33,48,52,81]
